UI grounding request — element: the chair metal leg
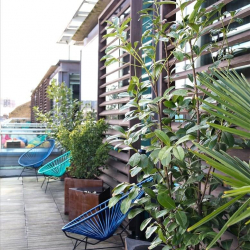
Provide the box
[35,168,38,182]
[85,237,88,250]
[45,177,50,193]
[119,234,125,247]
[73,240,78,250]
[41,175,46,188]
[18,167,25,180]
[72,239,83,250]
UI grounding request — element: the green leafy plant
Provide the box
[69,119,110,179]
[33,79,96,150]
[101,0,248,249]
[187,69,250,249]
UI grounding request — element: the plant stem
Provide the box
[189,41,202,250]
[200,166,212,203]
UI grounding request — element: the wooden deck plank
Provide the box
[0,176,124,250]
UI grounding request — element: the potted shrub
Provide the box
[64,118,110,215]
[34,80,110,216]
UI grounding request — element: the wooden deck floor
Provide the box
[0,177,124,250]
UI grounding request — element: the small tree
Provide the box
[33,79,95,150]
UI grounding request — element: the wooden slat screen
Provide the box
[98,0,142,188]
[31,79,51,123]
[97,0,250,188]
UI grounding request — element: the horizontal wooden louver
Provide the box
[31,79,51,122]
[98,0,142,187]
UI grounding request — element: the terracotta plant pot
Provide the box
[64,177,103,215]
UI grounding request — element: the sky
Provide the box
[0,0,83,115]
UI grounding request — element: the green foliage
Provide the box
[69,119,110,179]
[33,80,108,179]
[187,70,250,249]
[102,0,249,249]
[33,79,96,150]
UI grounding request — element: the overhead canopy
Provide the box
[72,0,111,41]
[57,0,111,45]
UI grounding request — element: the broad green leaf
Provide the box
[173,146,185,161]
[148,237,162,249]
[140,218,152,231]
[139,99,153,106]
[130,166,142,177]
[173,51,184,61]
[168,222,178,232]
[158,146,173,161]
[146,226,158,239]
[157,191,176,210]
[156,209,168,218]
[186,124,209,134]
[128,153,141,167]
[188,74,194,83]
[171,89,188,97]
[158,229,166,243]
[144,187,156,199]
[112,125,125,134]
[161,152,172,166]
[175,135,195,145]
[105,45,118,53]
[128,208,144,219]
[113,183,130,195]
[108,194,122,208]
[176,210,188,229]
[188,23,199,33]
[121,197,132,214]
[180,1,191,11]
[163,100,176,108]
[163,86,175,96]
[155,129,171,146]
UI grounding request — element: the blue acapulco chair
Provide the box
[38,151,71,193]
[18,139,55,181]
[62,177,153,250]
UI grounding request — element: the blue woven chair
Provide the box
[38,151,71,193]
[62,177,153,250]
[18,139,55,181]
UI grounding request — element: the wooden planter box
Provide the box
[64,177,103,215]
[68,186,110,221]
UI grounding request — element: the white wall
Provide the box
[81,36,98,103]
